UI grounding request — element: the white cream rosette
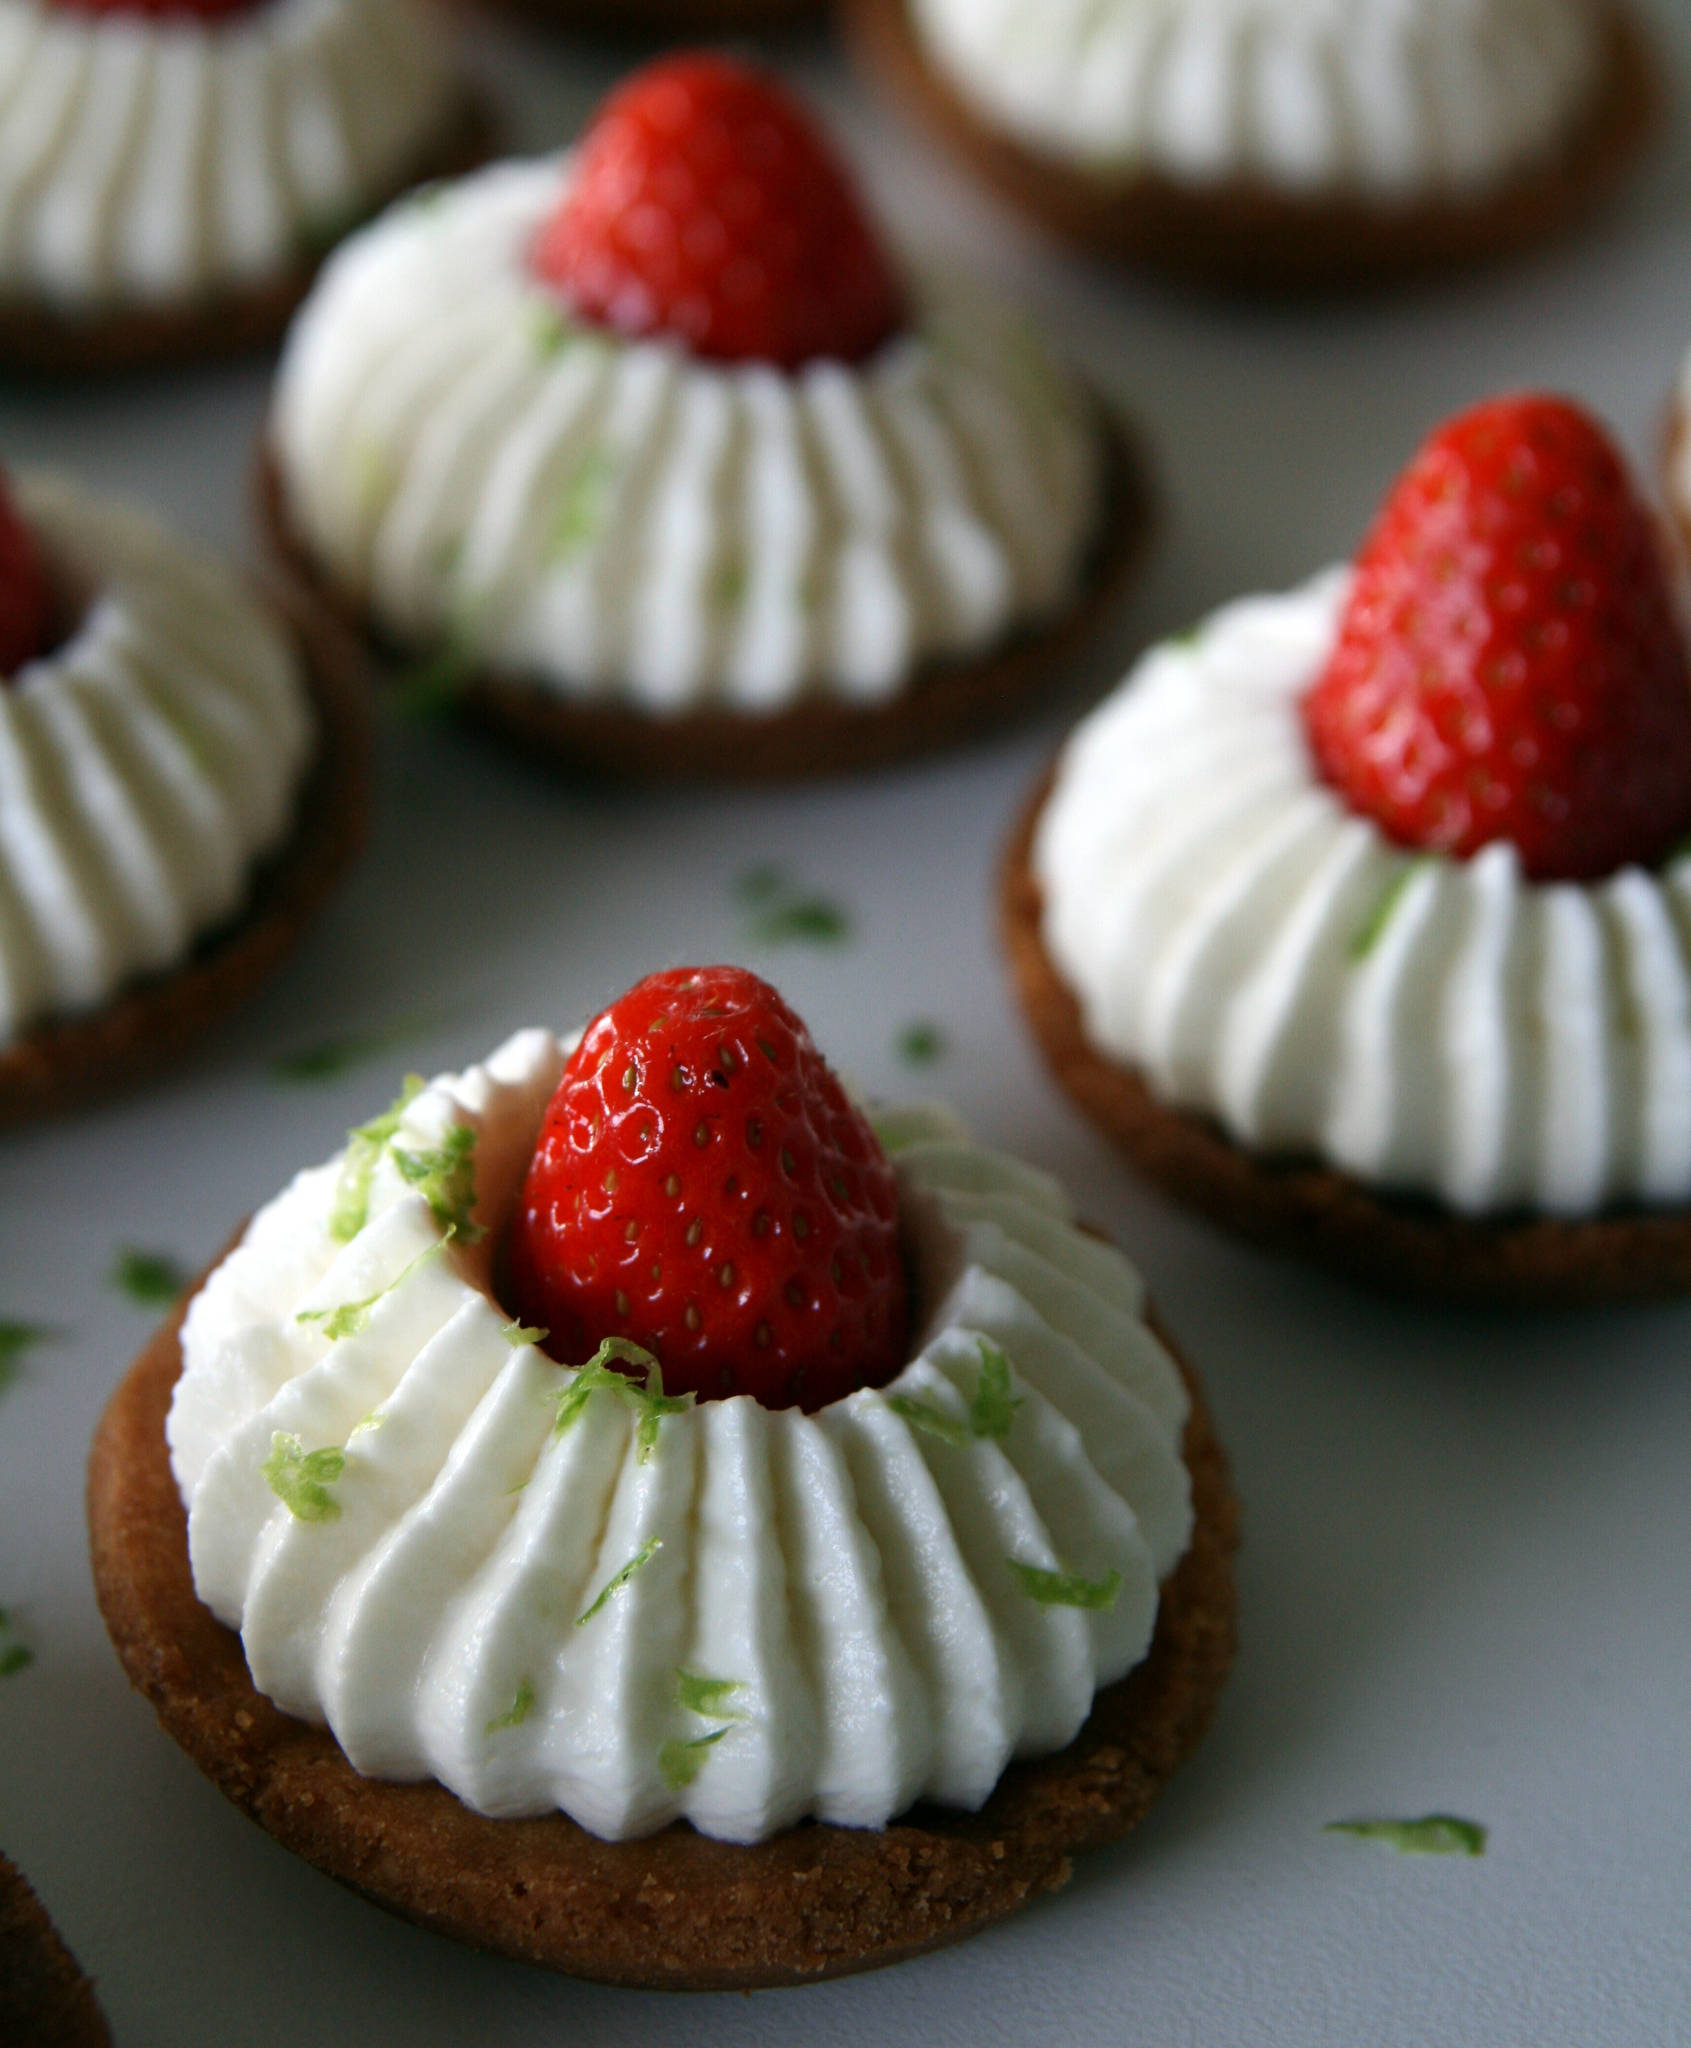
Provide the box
[168,1030,1193,1844]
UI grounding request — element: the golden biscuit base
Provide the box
[846,0,1654,293]
[1003,771,1691,1304]
[253,403,1154,782]
[0,93,495,377]
[88,1261,1237,1991]
[1665,396,1691,566]
[0,581,373,1128]
[0,1853,110,2048]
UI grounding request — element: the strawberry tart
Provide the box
[0,459,368,1122]
[1006,394,1691,1300]
[88,966,1236,1986]
[0,0,484,373]
[258,53,1153,780]
[849,0,1654,290]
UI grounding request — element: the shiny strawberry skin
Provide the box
[1302,394,1691,883]
[529,53,904,372]
[0,473,51,683]
[506,966,909,1411]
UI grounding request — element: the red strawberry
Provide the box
[506,966,908,1411]
[529,54,904,372]
[1302,394,1691,883]
[0,470,51,683]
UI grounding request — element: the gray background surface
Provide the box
[3,5,1690,2040]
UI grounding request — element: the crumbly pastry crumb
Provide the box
[0,1854,110,2048]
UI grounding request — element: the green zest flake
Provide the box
[270,1019,422,1084]
[659,1726,729,1791]
[528,303,577,357]
[502,1320,549,1349]
[676,1670,745,1720]
[887,1392,971,1450]
[1349,861,1428,962]
[392,639,472,722]
[712,555,748,611]
[575,1536,662,1628]
[392,1125,485,1242]
[331,1074,425,1242]
[1007,1558,1123,1611]
[487,1678,536,1734]
[734,864,853,947]
[297,1239,446,1343]
[890,1341,1020,1450]
[1326,1815,1488,1858]
[0,1607,31,1678]
[896,1021,946,1067]
[0,1322,55,1394]
[548,447,614,562]
[550,1339,694,1462]
[262,1433,347,1523]
[969,1339,1021,1442]
[111,1249,188,1307]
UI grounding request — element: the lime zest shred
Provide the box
[262,1433,348,1523]
[296,1237,447,1343]
[501,1320,549,1349]
[659,1726,730,1791]
[486,1678,536,1734]
[1006,1558,1123,1611]
[0,1607,31,1678]
[1349,861,1429,962]
[886,1393,971,1450]
[896,1021,946,1066]
[575,1535,662,1628]
[0,1321,57,1394]
[969,1339,1021,1442]
[270,1019,423,1085]
[111,1249,188,1307]
[1326,1815,1488,1857]
[391,1124,485,1243]
[548,446,615,562]
[549,1339,694,1462]
[675,1669,745,1720]
[330,1075,425,1242]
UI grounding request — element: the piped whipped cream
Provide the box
[908,0,1606,198]
[1036,569,1691,1218]
[0,0,459,311]
[271,157,1103,714]
[168,1031,1192,1844]
[0,473,313,1050]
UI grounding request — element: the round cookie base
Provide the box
[87,1269,1237,1992]
[1664,396,1691,569]
[0,92,496,376]
[846,0,1654,293]
[0,580,373,1128]
[253,405,1154,783]
[1003,773,1691,1304]
[0,1854,110,2048]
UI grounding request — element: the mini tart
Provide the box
[258,158,1153,782]
[0,1853,109,2048]
[88,1050,1237,1987]
[847,0,1653,292]
[0,0,490,375]
[0,475,369,1125]
[1002,565,1691,1305]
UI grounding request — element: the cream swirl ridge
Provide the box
[271,158,1104,713]
[907,0,1606,198]
[0,473,314,1050]
[167,1033,1192,1845]
[1035,570,1691,1217]
[0,0,459,310]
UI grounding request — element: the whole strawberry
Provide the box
[529,54,904,372]
[0,470,51,682]
[1302,394,1691,883]
[506,966,908,1410]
